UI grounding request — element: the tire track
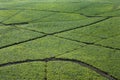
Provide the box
[1,3,119,18]
[0,3,94,19]
[53,48,83,58]
[44,62,48,80]
[80,13,120,18]
[56,36,120,51]
[11,26,120,51]
[0,35,47,49]
[2,22,29,26]
[1,7,119,18]
[93,8,120,16]
[0,10,22,23]
[47,17,111,35]
[1,16,85,26]
[3,2,91,13]
[0,8,83,15]
[0,13,88,26]
[0,57,118,80]
[2,16,85,26]
[1,5,93,26]
[15,26,46,34]
[0,17,111,50]
[72,3,93,12]
[94,34,120,43]
[1,13,55,26]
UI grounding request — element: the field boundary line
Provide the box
[0,57,118,80]
[0,17,111,50]
[56,36,120,51]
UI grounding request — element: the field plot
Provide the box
[0,0,120,80]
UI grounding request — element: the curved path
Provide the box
[0,57,118,80]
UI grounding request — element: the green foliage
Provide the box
[0,26,43,47]
[0,36,80,64]
[0,62,45,80]
[0,0,120,80]
[48,61,107,80]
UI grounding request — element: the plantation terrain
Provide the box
[0,0,120,80]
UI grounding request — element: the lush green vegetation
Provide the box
[0,62,45,80]
[0,0,120,80]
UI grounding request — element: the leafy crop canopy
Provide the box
[0,0,120,80]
